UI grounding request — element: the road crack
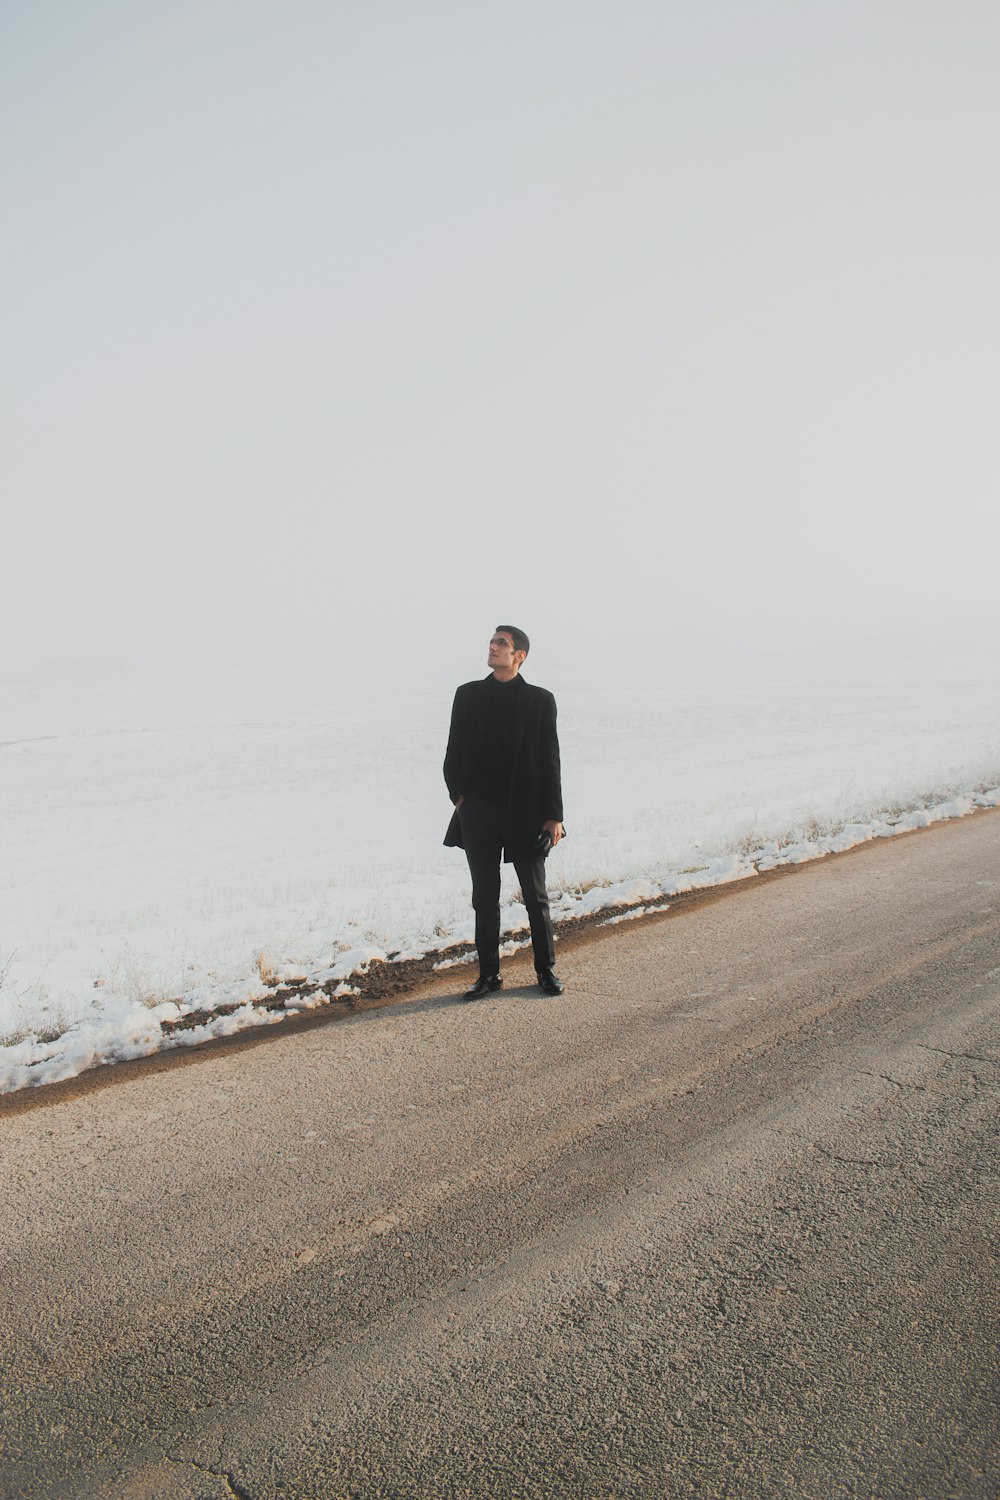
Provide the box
[812,1143,902,1169]
[917,1045,998,1066]
[163,1449,254,1499]
[842,1065,958,1097]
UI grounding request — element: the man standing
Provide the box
[444,625,566,999]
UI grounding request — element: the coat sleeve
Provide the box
[540,691,563,822]
[443,687,465,804]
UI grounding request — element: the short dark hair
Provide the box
[496,624,530,657]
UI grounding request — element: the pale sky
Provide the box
[4,1,998,696]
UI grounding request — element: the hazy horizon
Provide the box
[4,1,998,699]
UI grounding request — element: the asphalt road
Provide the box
[1,812,998,1500]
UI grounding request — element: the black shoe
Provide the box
[536,967,564,996]
[463,973,502,1000]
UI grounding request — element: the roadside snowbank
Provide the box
[2,784,996,1094]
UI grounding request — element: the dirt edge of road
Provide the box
[4,804,998,1119]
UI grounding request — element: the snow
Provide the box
[1,679,998,1094]
[602,903,672,927]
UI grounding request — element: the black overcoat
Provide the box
[443,675,563,862]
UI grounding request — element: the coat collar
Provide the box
[512,675,531,752]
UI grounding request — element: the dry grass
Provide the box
[254,949,280,987]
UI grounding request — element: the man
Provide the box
[444,625,566,999]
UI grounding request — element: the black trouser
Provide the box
[458,797,555,976]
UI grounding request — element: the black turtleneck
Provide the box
[465,673,523,806]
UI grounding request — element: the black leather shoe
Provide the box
[463,973,502,1000]
[536,967,564,996]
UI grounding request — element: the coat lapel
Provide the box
[511,677,531,765]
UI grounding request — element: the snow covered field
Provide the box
[2,678,998,1093]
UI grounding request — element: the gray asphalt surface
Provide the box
[1,812,998,1500]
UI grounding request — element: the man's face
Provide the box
[487,632,522,673]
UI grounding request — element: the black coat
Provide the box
[443,675,564,862]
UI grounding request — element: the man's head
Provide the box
[488,625,529,680]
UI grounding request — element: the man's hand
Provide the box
[454,794,465,809]
[543,818,564,846]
